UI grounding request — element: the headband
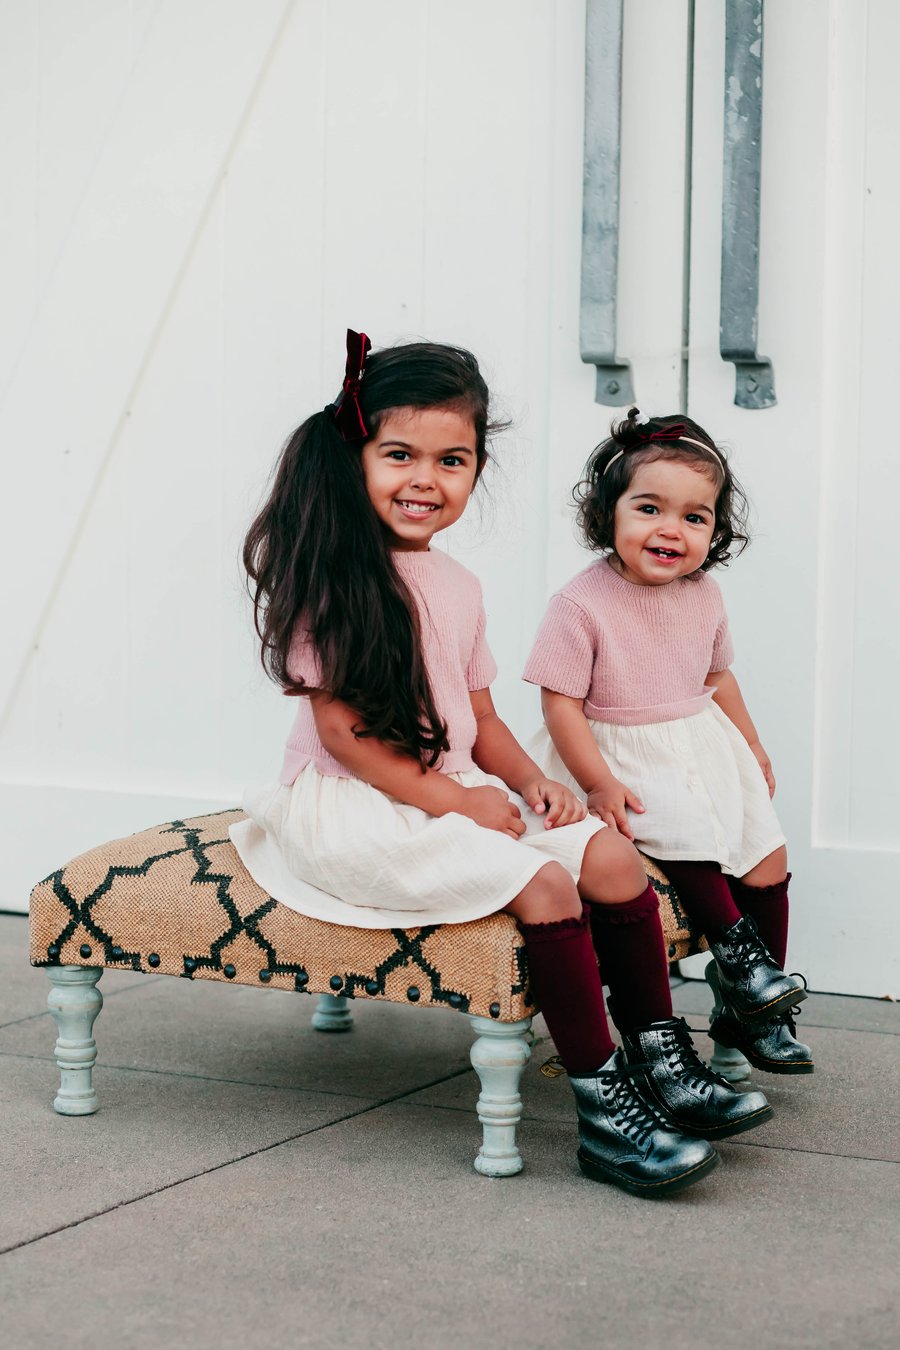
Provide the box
[330,328,371,441]
[603,423,725,475]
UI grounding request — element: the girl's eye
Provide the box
[386,450,411,462]
[637,504,658,515]
[685,513,708,525]
[441,455,465,467]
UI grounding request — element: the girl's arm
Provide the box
[541,689,644,840]
[705,667,776,796]
[311,692,526,837]
[469,688,586,828]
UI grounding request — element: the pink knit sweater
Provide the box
[279,549,497,783]
[523,557,734,726]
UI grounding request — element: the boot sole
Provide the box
[667,1104,774,1139]
[721,1043,814,1075]
[709,1024,815,1075]
[577,1147,719,1197]
[729,984,807,1023]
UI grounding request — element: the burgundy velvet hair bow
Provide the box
[331,328,371,441]
[636,422,688,445]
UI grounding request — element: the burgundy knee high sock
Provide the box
[653,858,742,939]
[518,908,615,1075]
[588,883,673,1030]
[727,873,791,968]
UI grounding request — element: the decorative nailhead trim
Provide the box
[295,971,309,990]
[111,946,124,960]
[47,944,60,960]
[147,953,161,968]
[365,979,379,996]
[79,943,92,958]
[329,975,343,991]
[489,1002,501,1019]
[223,964,236,979]
[259,969,272,983]
[184,957,197,974]
[406,986,420,1002]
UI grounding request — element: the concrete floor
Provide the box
[1,911,898,1349]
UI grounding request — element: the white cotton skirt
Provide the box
[229,764,605,929]
[526,703,785,878]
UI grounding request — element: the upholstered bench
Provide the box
[29,808,715,1177]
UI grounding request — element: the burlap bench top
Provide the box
[29,809,704,1022]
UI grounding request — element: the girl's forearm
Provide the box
[470,708,542,794]
[311,694,468,816]
[541,689,615,792]
[706,668,761,744]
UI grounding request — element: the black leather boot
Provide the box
[568,1049,719,1197]
[619,1016,773,1138]
[707,964,814,1074]
[708,915,806,1022]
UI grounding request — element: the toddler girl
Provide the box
[231,336,772,1198]
[525,409,812,1075]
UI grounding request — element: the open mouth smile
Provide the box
[646,547,683,560]
[395,500,440,516]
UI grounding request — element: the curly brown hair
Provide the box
[574,408,750,571]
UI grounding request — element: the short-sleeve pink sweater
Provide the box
[279,548,497,783]
[522,557,734,726]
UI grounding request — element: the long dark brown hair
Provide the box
[575,408,750,571]
[243,340,496,768]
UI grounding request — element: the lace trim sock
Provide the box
[518,907,615,1075]
[653,858,743,939]
[589,883,673,1028]
[727,873,791,968]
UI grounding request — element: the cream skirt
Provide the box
[229,764,605,929]
[527,703,785,877]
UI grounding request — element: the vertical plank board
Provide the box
[220,0,332,788]
[846,0,900,845]
[0,0,38,392]
[36,0,135,291]
[0,0,293,719]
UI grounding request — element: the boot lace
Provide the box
[597,1059,669,1143]
[657,1018,732,1091]
[727,917,779,974]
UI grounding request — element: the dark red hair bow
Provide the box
[638,422,688,445]
[331,328,371,441]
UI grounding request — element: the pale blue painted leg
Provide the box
[46,965,103,1115]
[468,1014,532,1177]
[706,962,752,1082]
[312,992,353,1032]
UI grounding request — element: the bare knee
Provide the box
[741,846,788,889]
[578,830,647,905]
[505,862,582,925]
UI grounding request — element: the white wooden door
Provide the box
[682,0,899,996]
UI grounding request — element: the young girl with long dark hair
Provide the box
[525,409,812,1076]
[232,334,773,1197]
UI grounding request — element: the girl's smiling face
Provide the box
[361,405,480,550]
[612,458,718,585]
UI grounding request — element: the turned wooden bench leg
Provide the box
[468,1014,532,1177]
[46,966,103,1115]
[705,962,752,1081]
[311,992,354,1032]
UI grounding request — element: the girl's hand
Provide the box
[459,785,526,839]
[520,778,587,829]
[586,779,645,841]
[749,740,776,797]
